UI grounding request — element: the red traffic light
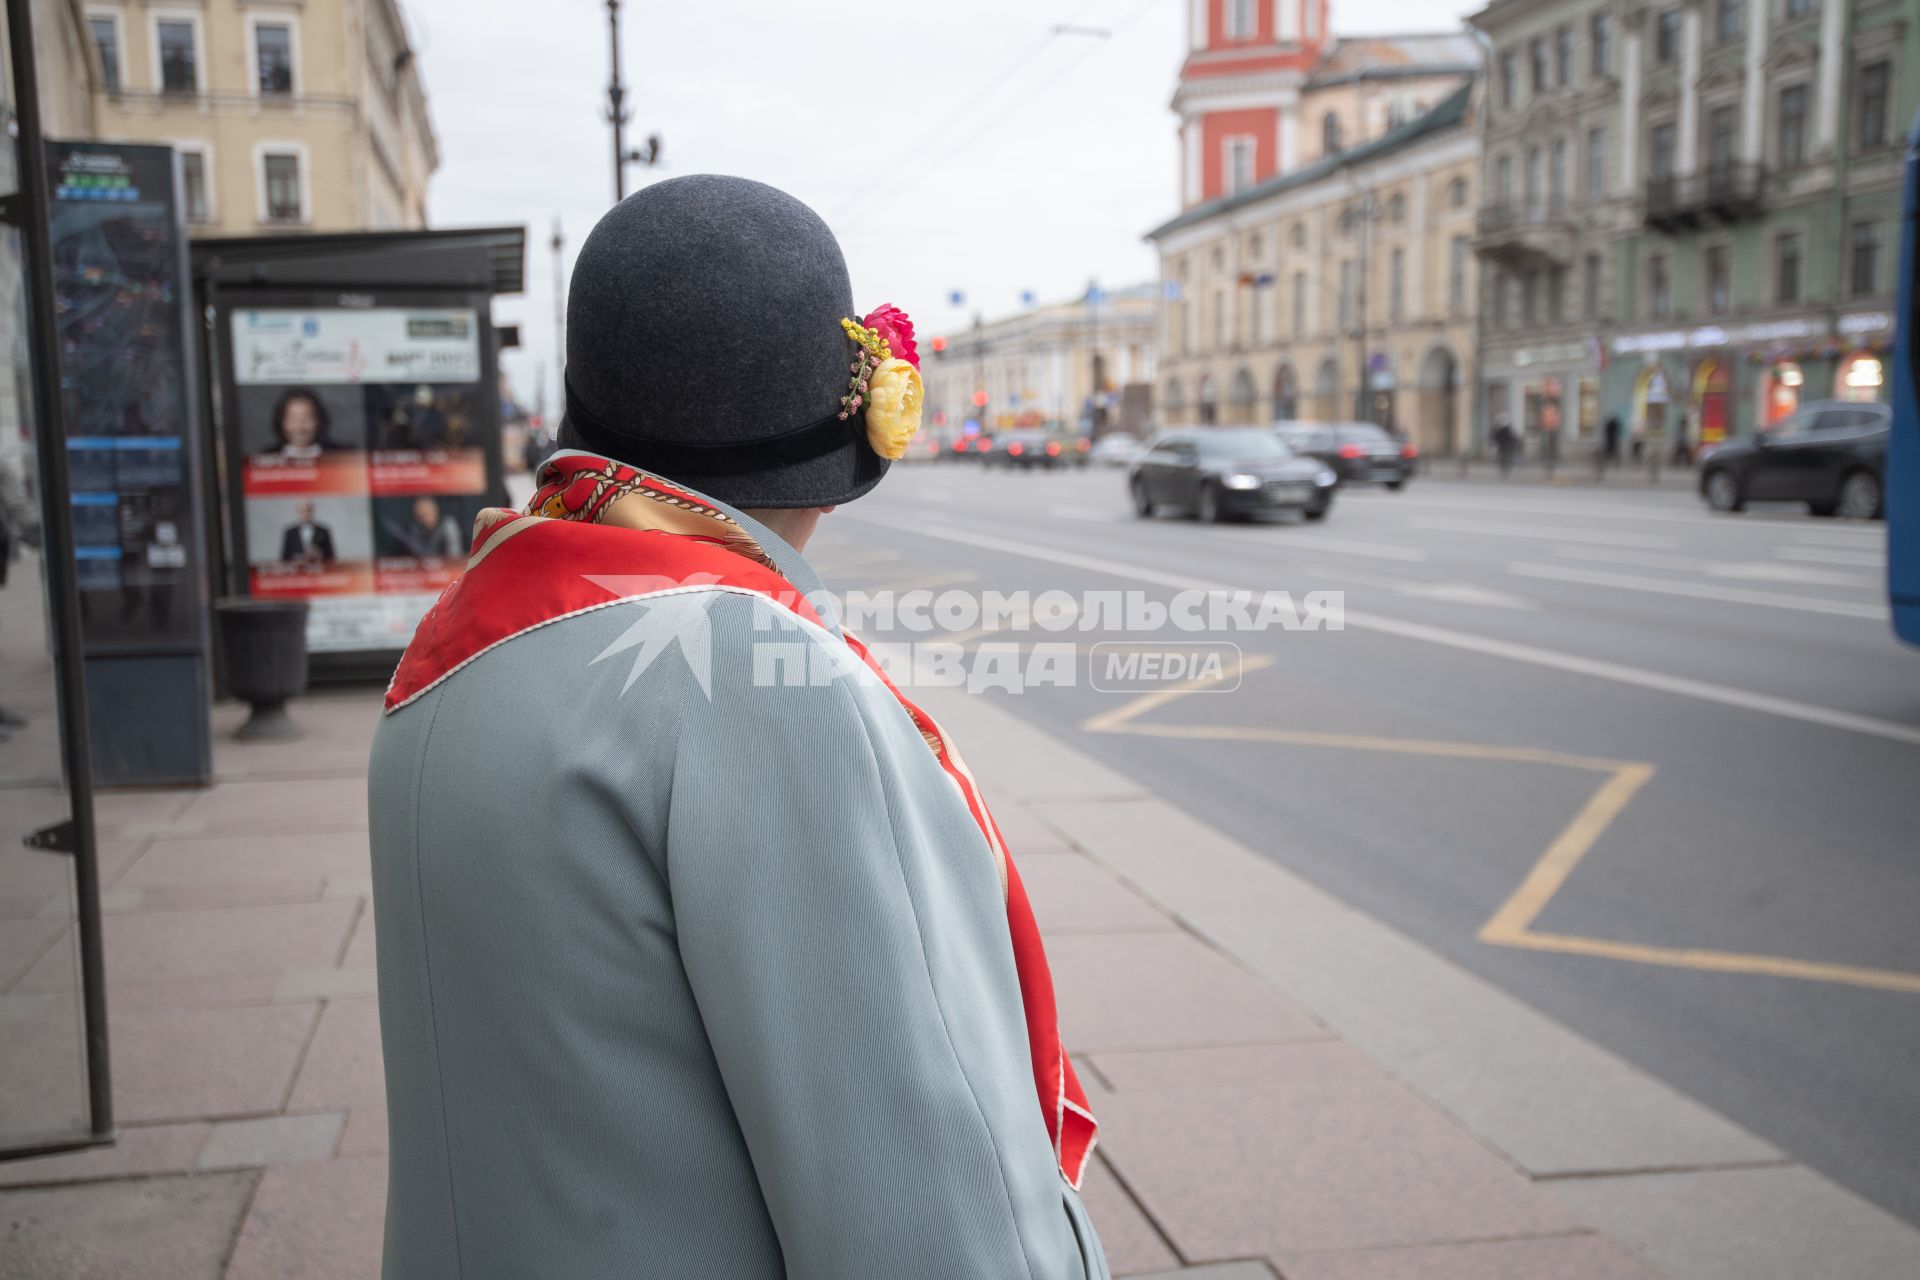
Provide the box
[930,335,948,353]
[972,390,989,407]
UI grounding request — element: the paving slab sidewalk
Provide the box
[0,686,1911,1279]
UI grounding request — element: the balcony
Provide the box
[1644,163,1765,230]
[1473,201,1577,267]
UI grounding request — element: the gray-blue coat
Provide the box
[367,501,1109,1278]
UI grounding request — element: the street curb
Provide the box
[918,685,1920,1280]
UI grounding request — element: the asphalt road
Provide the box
[818,460,1920,1227]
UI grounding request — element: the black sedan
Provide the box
[1699,401,1891,519]
[1129,427,1337,522]
[985,428,1075,470]
[1276,421,1418,489]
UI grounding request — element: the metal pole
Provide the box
[551,218,566,398]
[1355,193,1373,422]
[607,0,628,202]
[4,0,113,1144]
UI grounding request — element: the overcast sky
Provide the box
[404,0,1481,418]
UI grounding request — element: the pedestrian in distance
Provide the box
[1492,415,1518,477]
[1672,411,1693,468]
[367,175,1108,1280]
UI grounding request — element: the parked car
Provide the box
[1090,434,1145,468]
[1128,427,1337,522]
[986,428,1078,470]
[1276,420,1418,489]
[1698,401,1891,518]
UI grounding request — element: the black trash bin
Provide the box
[214,598,310,741]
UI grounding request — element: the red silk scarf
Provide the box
[386,453,1097,1189]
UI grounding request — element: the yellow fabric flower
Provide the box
[865,357,923,460]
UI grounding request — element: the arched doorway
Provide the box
[1228,367,1258,425]
[1417,346,1460,455]
[1273,363,1299,421]
[1198,373,1219,425]
[1835,350,1887,402]
[1692,358,1730,445]
[1312,357,1340,421]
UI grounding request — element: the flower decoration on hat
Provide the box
[840,304,923,461]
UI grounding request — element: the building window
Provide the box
[1338,260,1355,331]
[1212,290,1225,345]
[1707,105,1738,173]
[1450,236,1469,315]
[1778,84,1808,167]
[1851,222,1880,296]
[1523,269,1541,326]
[1776,231,1802,304]
[1587,126,1606,197]
[1656,10,1681,64]
[262,151,304,223]
[1226,0,1255,39]
[1496,154,1514,205]
[1449,176,1468,208]
[88,15,120,92]
[1549,266,1568,322]
[1715,0,1742,42]
[1584,252,1603,320]
[1248,231,1264,259]
[1323,112,1342,154]
[1499,50,1516,108]
[157,18,198,94]
[1784,0,1814,19]
[1390,247,1406,322]
[1525,146,1543,211]
[254,22,294,95]
[1292,271,1307,335]
[1649,254,1671,319]
[1549,138,1569,209]
[1291,221,1306,249]
[1555,25,1573,86]
[1493,270,1510,329]
[1591,12,1612,76]
[1388,192,1406,223]
[1705,245,1731,314]
[180,149,210,224]
[1530,37,1548,93]
[1225,137,1255,194]
[1857,62,1890,150]
[1649,122,1677,181]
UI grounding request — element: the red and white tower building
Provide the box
[1174,0,1331,208]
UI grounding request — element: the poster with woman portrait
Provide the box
[228,305,493,652]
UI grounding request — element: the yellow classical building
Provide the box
[1149,84,1481,454]
[74,0,436,233]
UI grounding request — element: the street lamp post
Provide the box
[605,0,663,203]
[1351,190,1379,423]
[550,218,566,420]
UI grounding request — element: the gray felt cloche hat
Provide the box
[559,174,889,509]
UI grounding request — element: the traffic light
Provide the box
[930,335,948,356]
[972,390,989,408]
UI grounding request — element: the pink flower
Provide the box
[863,304,919,369]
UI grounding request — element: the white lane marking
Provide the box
[1778,546,1884,568]
[843,512,1920,748]
[1221,530,1431,562]
[1412,517,1678,548]
[1508,562,1889,619]
[1279,562,1536,610]
[1548,545,1883,591]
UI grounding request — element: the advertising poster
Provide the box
[47,144,201,648]
[231,306,487,652]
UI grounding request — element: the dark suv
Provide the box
[1698,401,1891,519]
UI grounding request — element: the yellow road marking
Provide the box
[1079,650,1920,995]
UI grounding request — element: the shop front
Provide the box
[1606,316,1890,449]
[1479,339,1600,458]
